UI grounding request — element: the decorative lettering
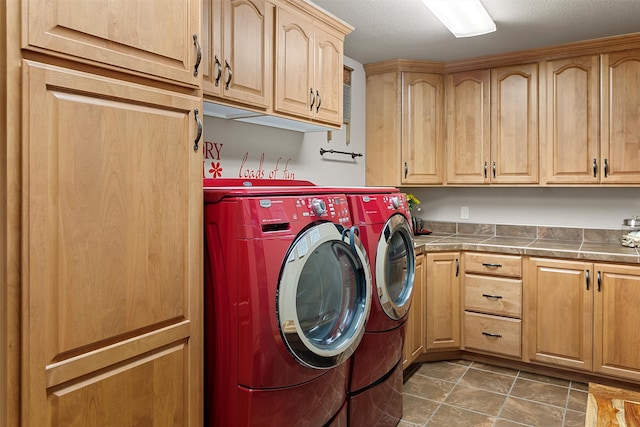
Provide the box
[238,152,266,179]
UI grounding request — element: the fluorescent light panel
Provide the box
[422,0,496,38]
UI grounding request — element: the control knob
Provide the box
[390,196,401,209]
[310,198,327,216]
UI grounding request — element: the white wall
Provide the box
[405,187,640,229]
[202,56,366,186]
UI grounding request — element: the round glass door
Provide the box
[277,222,372,369]
[375,214,415,320]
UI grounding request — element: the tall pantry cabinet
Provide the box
[2,1,203,426]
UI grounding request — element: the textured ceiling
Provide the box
[311,0,640,64]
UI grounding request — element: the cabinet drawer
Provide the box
[464,274,522,318]
[464,312,521,358]
[464,253,522,278]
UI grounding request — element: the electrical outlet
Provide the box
[461,206,469,220]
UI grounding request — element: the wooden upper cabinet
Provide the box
[540,55,600,184]
[22,61,202,427]
[365,69,444,187]
[313,26,344,125]
[601,49,640,184]
[365,71,401,186]
[275,5,345,126]
[202,0,273,108]
[23,0,201,86]
[446,69,491,184]
[491,63,539,184]
[402,73,444,185]
[446,64,538,185]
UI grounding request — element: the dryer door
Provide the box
[277,222,372,369]
[375,213,416,320]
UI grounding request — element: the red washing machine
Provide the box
[203,180,373,427]
[342,189,415,427]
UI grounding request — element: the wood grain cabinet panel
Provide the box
[22,61,202,427]
[24,0,201,86]
[490,63,539,184]
[446,64,538,185]
[462,252,522,359]
[403,253,425,369]
[275,5,345,126]
[540,55,600,184]
[425,252,461,351]
[202,0,273,108]
[524,258,593,371]
[365,70,444,186]
[402,73,444,185]
[463,312,521,358]
[445,69,491,184]
[594,264,640,381]
[601,49,640,184]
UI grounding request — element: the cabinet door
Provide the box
[601,49,640,183]
[594,264,640,380]
[365,72,402,186]
[425,253,461,351]
[524,258,592,371]
[445,70,491,184]
[203,0,222,97]
[402,73,444,185]
[275,7,314,120]
[403,254,425,369]
[491,63,539,184]
[541,55,600,184]
[203,0,273,108]
[23,61,202,427]
[24,0,201,86]
[313,25,344,125]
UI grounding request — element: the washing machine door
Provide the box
[277,222,372,369]
[375,213,415,320]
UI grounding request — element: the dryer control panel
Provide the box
[298,195,351,224]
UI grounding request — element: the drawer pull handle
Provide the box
[482,331,502,338]
[482,262,502,268]
[482,293,503,299]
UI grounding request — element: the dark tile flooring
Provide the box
[400,360,587,427]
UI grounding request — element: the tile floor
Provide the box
[400,360,588,427]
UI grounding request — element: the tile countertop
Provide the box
[412,221,640,264]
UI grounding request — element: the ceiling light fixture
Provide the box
[421,0,496,38]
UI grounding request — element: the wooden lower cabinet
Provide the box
[403,253,425,368]
[594,264,640,381]
[524,258,593,371]
[22,61,203,426]
[425,252,461,351]
[463,312,521,358]
[525,258,640,382]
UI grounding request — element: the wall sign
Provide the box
[203,140,298,180]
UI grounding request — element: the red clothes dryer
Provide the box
[343,190,415,427]
[203,182,373,427]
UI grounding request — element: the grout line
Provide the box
[494,367,521,426]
